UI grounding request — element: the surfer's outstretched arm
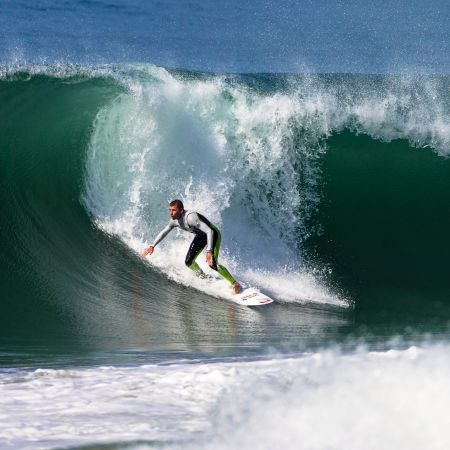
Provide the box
[142,223,174,257]
[152,223,175,247]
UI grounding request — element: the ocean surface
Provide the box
[1,1,450,449]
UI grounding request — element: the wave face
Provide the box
[0,71,124,339]
[1,65,450,342]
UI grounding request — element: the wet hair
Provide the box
[169,199,184,210]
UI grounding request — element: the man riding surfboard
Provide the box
[142,199,242,295]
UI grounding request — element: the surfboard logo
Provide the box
[233,287,274,306]
[242,292,259,301]
[259,298,271,304]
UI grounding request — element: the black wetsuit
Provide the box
[151,211,236,283]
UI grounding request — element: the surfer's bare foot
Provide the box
[231,281,242,295]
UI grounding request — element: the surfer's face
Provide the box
[169,204,183,220]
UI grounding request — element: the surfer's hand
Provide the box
[142,246,154,257]
[206,251,213,267]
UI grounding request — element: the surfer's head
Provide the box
[169,199,184,220]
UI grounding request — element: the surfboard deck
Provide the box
[227,287,274,306]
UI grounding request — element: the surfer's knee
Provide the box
[185,250,196,266]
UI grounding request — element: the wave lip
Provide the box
[82,65,331,305]
[83,66,450,308]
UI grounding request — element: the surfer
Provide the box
[142,199,242,295]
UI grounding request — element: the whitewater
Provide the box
[2,343,450,450]
[81,65,449,307]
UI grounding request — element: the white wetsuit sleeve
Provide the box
[187,213,214,251]
[152,223,175,247]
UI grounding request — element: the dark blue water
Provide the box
[1,0,449,73]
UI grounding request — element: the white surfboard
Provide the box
[228,287,274,306]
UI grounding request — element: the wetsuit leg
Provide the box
[185,234,207,276]
[209,226,236,284]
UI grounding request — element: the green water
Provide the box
[306,131,450,322]
[1,71,450,361]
